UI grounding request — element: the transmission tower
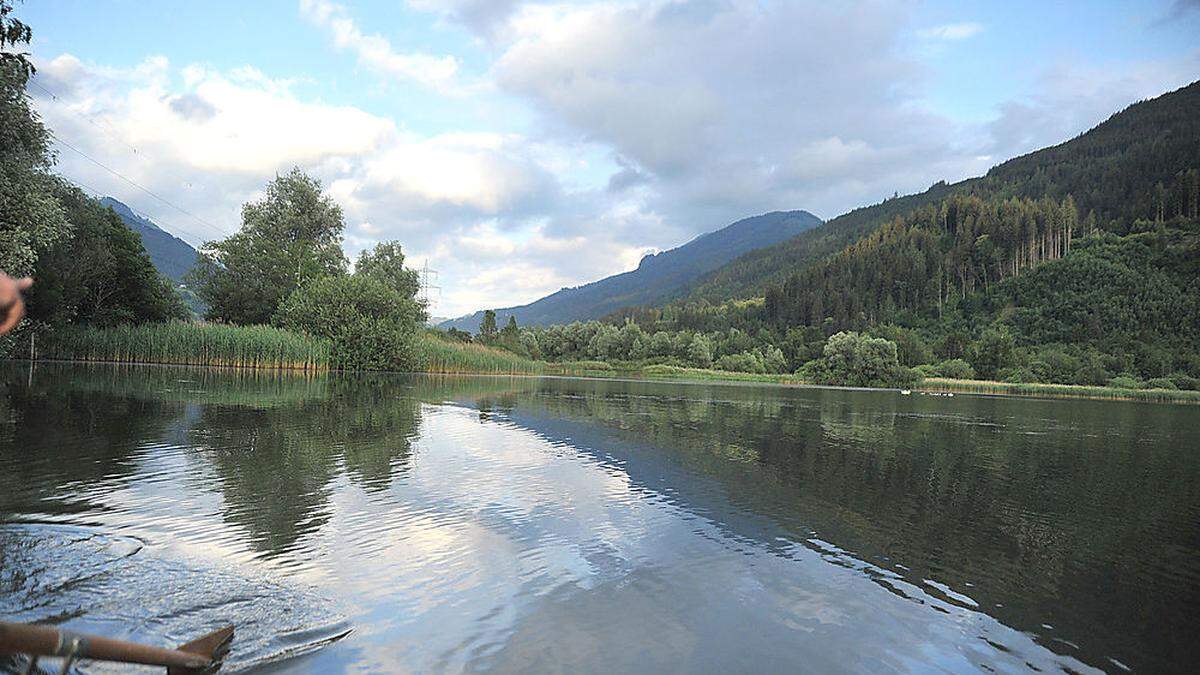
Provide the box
[419,259,441,313]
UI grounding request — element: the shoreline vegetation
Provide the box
[5,17,1198,412]
[11,322,1199,404]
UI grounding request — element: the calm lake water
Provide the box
[2,363,1198,674]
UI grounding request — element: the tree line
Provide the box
[2,0,184,342]
[1,3,429,370]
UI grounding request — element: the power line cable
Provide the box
[59,170,211,247]
[47,131,229,239]
[28,78,143,158]
[29,76,230,240]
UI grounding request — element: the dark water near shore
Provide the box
[2,363,1198,673]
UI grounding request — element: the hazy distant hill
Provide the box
[440,210,822,331]
[99,197,199,283]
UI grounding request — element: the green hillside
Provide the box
[683,80,1200,304]
[99,197,200,283]
[570,80,1200,388]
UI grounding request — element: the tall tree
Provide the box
[355,241,421,302]
[0,0,33,79]
[478,309,498,343]
[27,183,187,326]
[500,315,520,346]
[0,0,69,277]
[189,168,347,325]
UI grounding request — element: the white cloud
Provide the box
[300,0,462,92]
[26,1,1199,319]
[916,22,984,41]
[31,52,659,316]
[488,0,979,225]
[986,53,1200,157]
[406,0,521,39]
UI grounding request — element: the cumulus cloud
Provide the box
[916,22,983,41]
[487,0,984,226]
[406,0,521,39]
[26,0,1200,318]
[986,53,1200,158]
[30,52,657,316]
[300,0,462,91]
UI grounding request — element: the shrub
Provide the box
[1107,375,1141,389]
[1029,346,1084,385]
[914,364,940,378]
[936,358,976,380]
[1169,372,1199,390]
[715,351,765,374]
[998,366,1037,383]
[415,332,545,374]
[275,275,423,371]
[869,324,933,367]
[686,334,714,368]
[969,329,1017,380]
[1143,377,1179,390]
[797,331,919,388]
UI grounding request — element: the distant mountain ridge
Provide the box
[440,210,822,331]
[99,197,200,283]
[679,79,1200,304]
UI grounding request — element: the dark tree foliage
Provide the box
[979,82,1200,229]
[984,227,1200,357]
[355,241,421,301]
[797,331,919,388]
[0,0,68,277]
[687,181,961,303]
[763,194,1081,329]
[275,274,423,371]
[0,0,33,81]
[478,309,498,343]
[26,183,188,326]
[525,84,1200,386]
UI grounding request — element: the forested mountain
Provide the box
[440,210,821,331]
[569,80,1200,386]
[680,79,1200,304]
[99,197,199,283]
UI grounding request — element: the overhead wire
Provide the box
[28,76,231,241]
[58,170,210,249]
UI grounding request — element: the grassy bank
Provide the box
[637,364,805,384]
[33,323,332,370]
[24,323,555,375]
[17,323,1200,403]
[918,377,1200,404]
[416,333,549,374]
[538,363,1200,402]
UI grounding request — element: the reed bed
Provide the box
[639,364,805,384]
[919,377,1200,404]
[34,323,332,370]
[415,333,548,374]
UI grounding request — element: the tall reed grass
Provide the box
[415,333,548,374]
[919,377,1200,404]
[34,323,331,370]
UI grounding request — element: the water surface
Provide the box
[2,363,1198,673]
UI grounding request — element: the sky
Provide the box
[17,0,1200,318]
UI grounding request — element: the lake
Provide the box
[1,363,1198,673]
